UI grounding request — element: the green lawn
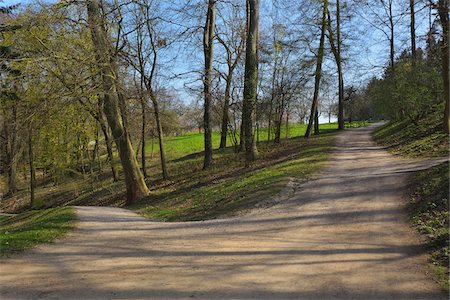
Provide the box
[0,207,75,256]
[146,122,366,162]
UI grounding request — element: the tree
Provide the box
[326,0,344,130]
[436,0,449,133]
[242,0,259,166]
[410,0,416,65]
[126,0,169,179]
[216,4,245,149]
[87,0,149,204]
[203,0,216,169]
[305,0,328,138]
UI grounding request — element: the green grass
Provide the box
[0,207,75,256]
[409,162,449,291]
[373,111,448,157]
[133,133,336,221]
[146,122,368,162]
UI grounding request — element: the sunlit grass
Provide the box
[0,207,75,256]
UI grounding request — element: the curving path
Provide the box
[0,124,447,299]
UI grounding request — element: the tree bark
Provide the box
[314,110,320,135]
[99,116,118,182]
[219,72,232,149]
[305,0,327,138]
[140,94,148,178]
[388,0,395,70]
[242,0,259,166]
[87,0,149,204]
[4,99,18,195]
[336,0,344,130]
[410,0,416,65]
[326,4,344,130]
[438,0,449,133]
[150,91,168,179]
[28,125,35,207]
[203,0,216,169]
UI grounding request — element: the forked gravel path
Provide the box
[1,124,448,299]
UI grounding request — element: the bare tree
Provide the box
[305,0,328,138]
[126,0,169,179]
[327,0,344,130]
[203,0,216,169]
[216,4,245,149]
[87,0,149,204]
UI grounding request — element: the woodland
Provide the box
[0,0,447,207]
[0,0,449,296]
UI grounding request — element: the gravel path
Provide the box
[0,124,447,299]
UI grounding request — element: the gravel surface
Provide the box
[0,124,447,299]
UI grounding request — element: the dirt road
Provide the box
[0,124,447,299]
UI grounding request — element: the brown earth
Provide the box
[0,124,447,299]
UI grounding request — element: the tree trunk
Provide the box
[314,110,320,135]
[305,0,327,138]
[150,92,168,179]
[219,73,232,149]
[239,119,245,152]
[389,0,395,70]
[285,111,289,139]
[327,0,345,130]
[99,118,117,181]
[87,0,149,204]
[410,0,416,65]
[267,54,278,144]
[336,0,344,130]
[5,100,18,195]
[242,0,259,166]
[203,0,216,169]
[438,0,449,133]
[140,95,148,178]
[28,126,35,207]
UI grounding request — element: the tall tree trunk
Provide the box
[438,0,449,133]
[5,100,18,195]
[87,0,149,204]
[242,0,259,166]
[326,3,344,130]
[410,0,416,65]
[140,95,148,178]
[28,125,35,207]
[203,0,216,169]
[388,0,395,70]
[336,0,344,130]
[267,55,278,144]
[239,119,245,152]
[314,110,320,135]
[99,118,117,181]
[305,0,327,138]
[150,92,168,179]
[285,111,289,139]
[219,73,232,149]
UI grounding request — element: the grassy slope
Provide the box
[373,112,449,290]
[0,123,343,213]
[0,207,75,256]
[373,112,448,157]
[409,162,449,291]
[133,133,336,221]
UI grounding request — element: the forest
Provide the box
[0,0,449,298]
